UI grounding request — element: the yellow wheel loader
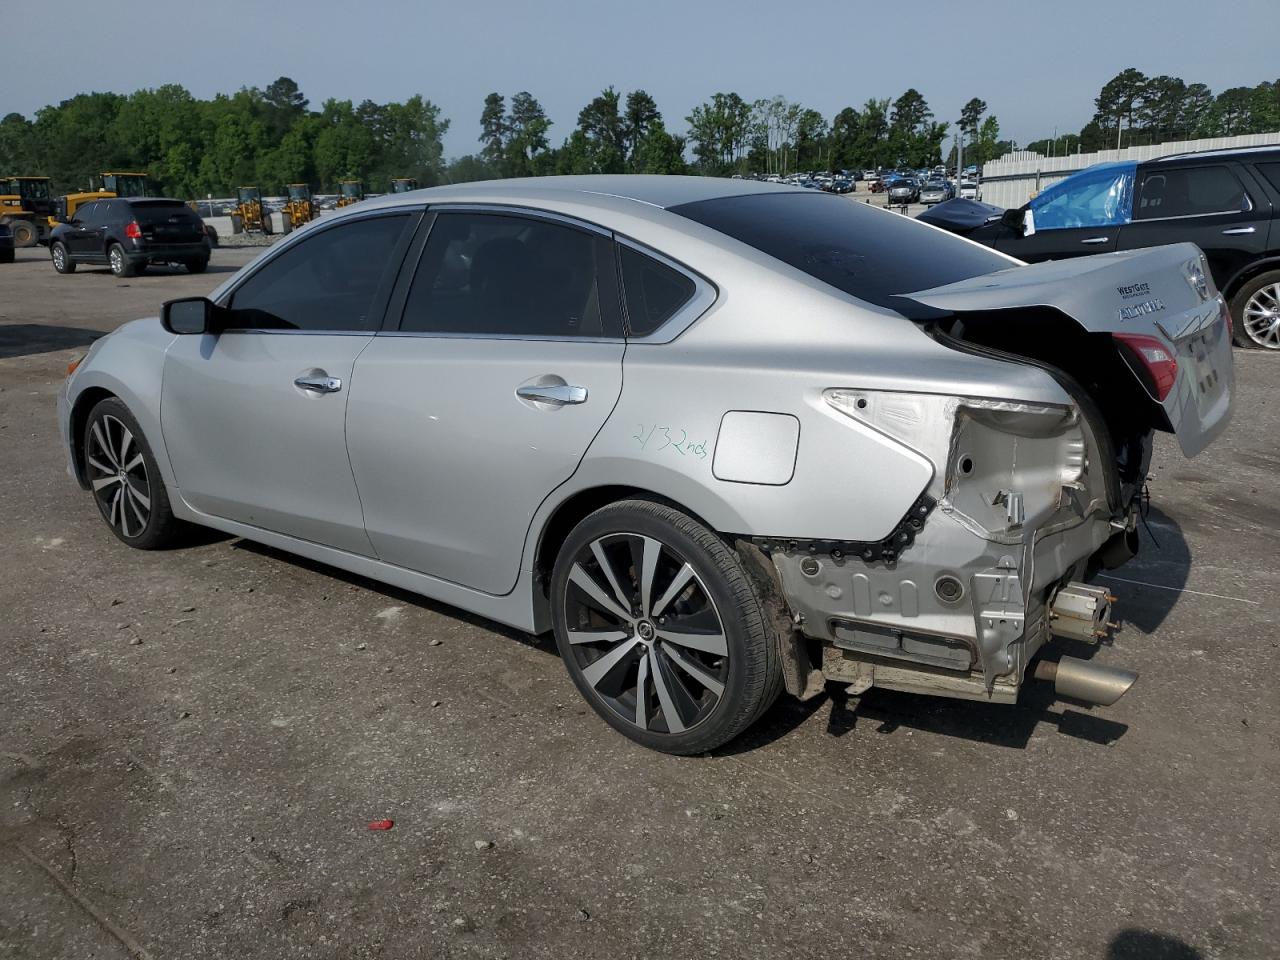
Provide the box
[281,183,317,234]
[390,177,419,194]
[230,186,272,236]
[0,176,54,247]
[336,179,364,208]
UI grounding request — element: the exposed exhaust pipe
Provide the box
[1034,657,1137,706]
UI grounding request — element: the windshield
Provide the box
[1029,162,1135,230]
[239,188,260,202]
[341,182,361,197]
[17,179,51,201]
[104,174,147,197]
[671,191,1010,319]
[288,185,309,200]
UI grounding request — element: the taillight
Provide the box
[1114,332,1178,401]
[124,220,142,239]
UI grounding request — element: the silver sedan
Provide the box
[58,176,1234,753]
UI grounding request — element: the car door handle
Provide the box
[1221,226,1256,235]
[516,383,588,405]
[1080,237,1111,245]
[294,375,342,394]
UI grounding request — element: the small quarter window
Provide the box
[619,245,696,337]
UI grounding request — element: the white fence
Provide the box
[979,132,1280,209]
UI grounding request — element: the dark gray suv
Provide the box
[49,198,209,277]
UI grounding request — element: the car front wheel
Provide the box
[51,241,75,274]
[550,500,782,755]
[83,398,184,549]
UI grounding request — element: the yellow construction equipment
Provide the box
[390,177,419,194]
[281,183,317,234]
[337,179,364,208]
[0,176,54,247]
[53,172,155,229]
[230,186,272,236]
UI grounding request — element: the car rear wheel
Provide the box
[83,398,184,549]
[107,243,136,278]
[51,241,75,274]
[550,500,782,755]
[1232,272,1280,350]
[184,258,209,274]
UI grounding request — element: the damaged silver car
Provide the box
[58,177,1233,754]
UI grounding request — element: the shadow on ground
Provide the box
[0,324,101,360]
[1108,928,1204,959]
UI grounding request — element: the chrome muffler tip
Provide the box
[1035,657,1138,706]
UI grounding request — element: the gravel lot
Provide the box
[1,244,1276,960]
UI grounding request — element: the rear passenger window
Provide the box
[229,214,410,331]
[400,212,620,338]
[1135,166,1249,220]
[619,245,696,337]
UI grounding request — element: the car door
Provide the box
[995,162,1136,261]
[1118,162,1270,291]
[160,210,418,554]
[67,201,102,258]
[345,209,626,595]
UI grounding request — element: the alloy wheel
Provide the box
[1242,283,1280,349]
[52,245,65,271]
[562,533,729,735]
[109,246,124,275]
[87,414,151,538]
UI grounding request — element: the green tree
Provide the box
[623,89,661,167]
[1093,68,1149,148]
[687,92,754,174]
[507,91,551,176]
[262,76,308,139]
[479,93,508,168]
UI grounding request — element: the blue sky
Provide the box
[6,0,1277,156]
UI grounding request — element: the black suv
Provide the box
[49,198,209,277]
[922,147,1280,349]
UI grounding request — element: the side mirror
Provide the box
[999,206,1036,237]
[162,297,216,335]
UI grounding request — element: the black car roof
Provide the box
[1153,146,1280,165]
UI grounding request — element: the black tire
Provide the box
[261,213,273,236]
[51,241,76,273]
[83,397,185,550]
[1229,271,1280,350]
[107,243,136,278]
[184,257,209,274]
[9,219,36,247]
[0,248,13,264]
[550,499,782,755]
[281,212,293,235]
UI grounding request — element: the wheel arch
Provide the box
[68,386,119,488]
[532,485,722,601]
[1223,255,1280,302]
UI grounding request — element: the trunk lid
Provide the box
[901,242,1233,458]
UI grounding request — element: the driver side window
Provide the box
[228,214,411,331]
[1029,166,1134,231]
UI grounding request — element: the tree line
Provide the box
[1025,70,1280,155]
[2,70,1277,198]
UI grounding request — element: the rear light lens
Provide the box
[1113,333,1178,402]
[124,220,142,239]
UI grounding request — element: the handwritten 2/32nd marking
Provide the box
[632,424,709,460]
